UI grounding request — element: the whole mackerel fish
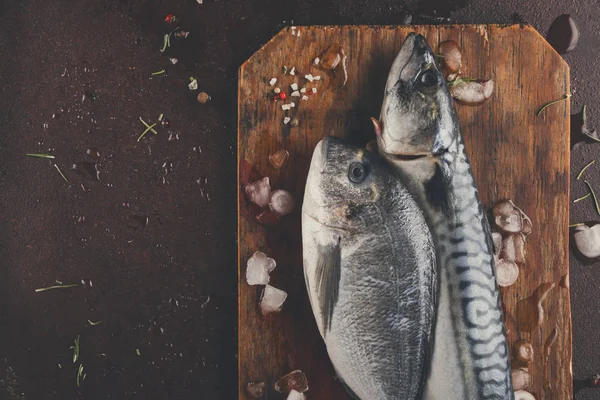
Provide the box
[373,33,514,400]
[302,136,436,400]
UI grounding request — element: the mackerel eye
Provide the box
[419,69,438,87]
[348,162,367,184]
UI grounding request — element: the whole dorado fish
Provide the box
[373,33,514,400]
[302,136,436,400]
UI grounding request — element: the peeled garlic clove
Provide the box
[514,233,527,263]
[574,224,600,258]
[246,381,266,398]
[269,190,295,216]
[492,232,503,256]
[439,40,463,74]
[501,235,517,262]
[496,259,519,287]
[275,370,309,393]
[493,199,516,218]
[495,210,523,234]
[245,177,271,207]
[512,368,532,391]
[514,340,534,363]
[449,79,494,105]
[269,149,290,169]
[514,390,535,400]
[260,284,288,315]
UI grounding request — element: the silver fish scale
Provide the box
[433,137,513,400]
[324,191,435,400]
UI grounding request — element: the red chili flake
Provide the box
[279,92,287,100]
[165,14,175,23]
[273,95,279,101]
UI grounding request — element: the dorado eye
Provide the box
[419,69,438,87]
[348,162,367,183]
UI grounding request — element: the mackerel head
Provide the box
[374,33,514,400]
[302,137,436,400]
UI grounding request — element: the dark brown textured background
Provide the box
[0,0,597,398]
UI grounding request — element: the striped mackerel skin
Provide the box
[433,134,513,400]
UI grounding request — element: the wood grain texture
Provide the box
[238,25,571,400]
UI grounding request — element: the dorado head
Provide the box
[303,136,390,231]
[375,33,458,160]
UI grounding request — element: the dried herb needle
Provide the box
[26,153,55,159]
[574,193,591,203]
[152,70,165,76]
[72,335,80,363]
[136,349,141,356]
[570,223,585,228]
[139,117,158,135]
[578,160,596,180]
[536,93,571,116]
[35,283,78,292]
[585,180,600,216]
[88,320,102,326]
[76,364,84,387]
[54,164,69,182]
[137,122,157,142]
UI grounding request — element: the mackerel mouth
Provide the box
[391,148,449,161]
[392,153,429,161]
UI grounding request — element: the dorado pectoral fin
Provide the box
[315,241,342,334]
[371,117,383,137]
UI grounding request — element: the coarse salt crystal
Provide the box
[290,67,296,75]
[297,31,301,37]
[291,91,300,97]
[290,102,295,108]
[302,95,309,101]
[291,83,298,91]
[312,87,317,94]
[314,57,320,65]
[281,104,291,111]
[300,88,306,93]
[313,76,321,81]
[274,87,281,94]
[284,117,291,124]
[304,74,314,82]
[269,78,277,86]
[188,79,198,90]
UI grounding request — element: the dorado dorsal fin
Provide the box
[315,241,342,334]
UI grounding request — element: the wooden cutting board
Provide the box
[238,25,571,399]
